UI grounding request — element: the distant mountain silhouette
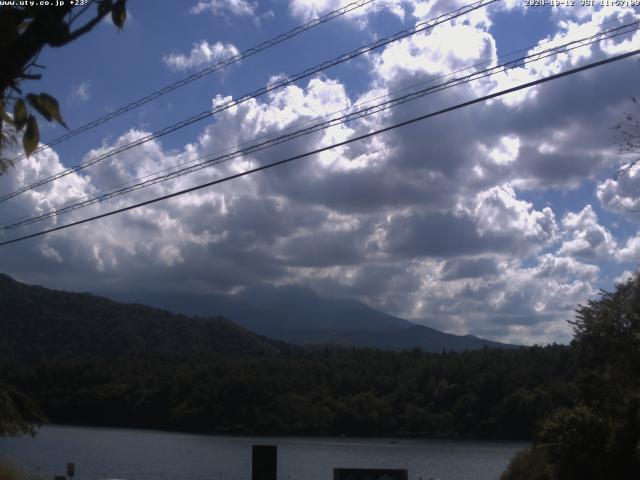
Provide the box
[0,274,283,361]
[104,284,517,352]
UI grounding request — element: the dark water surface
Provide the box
[0,425,526,480]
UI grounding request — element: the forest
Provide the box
[0,345,574,439]
[1,273,639,479]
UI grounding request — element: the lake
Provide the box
[0,425,526,480]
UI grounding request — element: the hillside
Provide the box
[281,325,514,351]
[0,274,281,361]
[104,285,517,352]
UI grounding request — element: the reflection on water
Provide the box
[0,425,527,480]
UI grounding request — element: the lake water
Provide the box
[0,425,526,480]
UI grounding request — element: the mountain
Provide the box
[105,284,411,332]
[103,285,517,352]
[279,325,513,351]
[0,274,282,361]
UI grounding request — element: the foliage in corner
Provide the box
[0,0,128,171]
[0,383,47,437]
[502,273,640,480]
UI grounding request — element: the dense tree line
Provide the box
[0,345,576,440]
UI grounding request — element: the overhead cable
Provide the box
[4,20,637,230]
[1,46,638,247]
[0,0,498,203]
[8,0,375,163]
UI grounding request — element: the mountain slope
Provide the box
[107,284,412,334]
[104,285,517,352]
[284,325,515,351]
[0,274,281,361]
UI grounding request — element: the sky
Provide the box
[1,0,640,345]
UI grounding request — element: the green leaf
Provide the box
[23,115,39,157]
[112,0,127,30]
[26,93,52,122]
[14,99,27,131]
[38,93,67,129]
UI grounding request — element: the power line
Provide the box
[8,0,375,163]
[3,0,496,199]
[1,47,638,247]
[0,0,498,203]
[7,12,632,229]
[5,20,637,230]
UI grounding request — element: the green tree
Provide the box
[0,0,128,168]
[572,273,640,379]
[502,273,640,479]
[0,383,46,437]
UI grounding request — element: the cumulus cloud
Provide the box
[163,41,240,71]
[597,162,640,214]
[469,185,557,246]
[287,0,506,26]
[616,234,640,263]
[289,0,407,23]
[557,205,617,260]
[340,253,598,345]
[372,21,496,85]
[3,1,640,346]
[190,0,257,17]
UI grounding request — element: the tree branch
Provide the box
[52,7,112,47]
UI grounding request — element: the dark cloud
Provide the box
[2,5,639,345]
[441,256,499,280]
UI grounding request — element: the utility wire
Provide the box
[1,47,638,247]
[8,0,375,163]
[3,20,637,230]
[2,16,636,229]
[0,0,498,204]
[7,12,632,228]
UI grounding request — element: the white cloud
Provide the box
[616,234,640,263]
[468,184,557,247]
[558,205,617,260]
[289,0,406,23]
[163,41,240,71]
[5,2,640,347]
[190,0,257,16]
[71,82,91,104]
[372,22,496,85]
[479,135,521,166]
[534,253,599,282]
[597,163,640,215]
[365,254,597,345]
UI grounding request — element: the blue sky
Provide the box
[2,0,640,344]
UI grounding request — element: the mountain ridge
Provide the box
[0,273,517,355]
[0,273,283,361]
[101,283,518,352]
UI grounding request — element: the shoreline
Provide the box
[10,423,532,447]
